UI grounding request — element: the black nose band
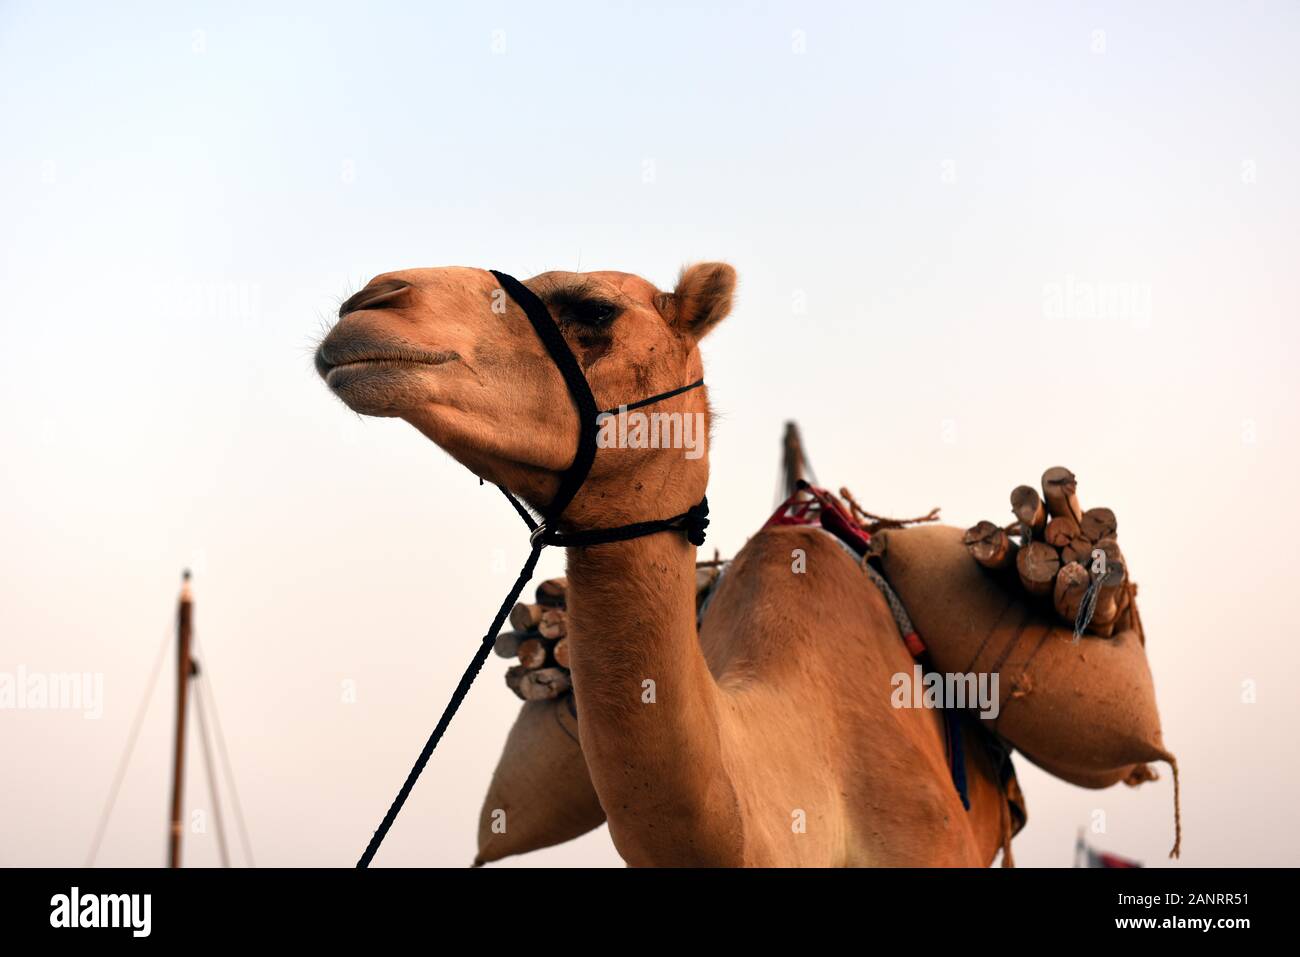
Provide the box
[489,270,600,523]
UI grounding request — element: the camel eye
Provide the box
[545,286,622,327]
[585,303,617,324]
[559,299,619,327]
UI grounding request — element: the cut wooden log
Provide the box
[1111,586,1137,639]
[1088,577,1125,636]
[1044,515,1081,549]
[963,520,1016,570]
[1088,538,1128,637]
[1053,561,1091,623]
[1090,538,1127,585]
[1080,507,1118,543]
[1062,537,1094,567]
[504,665,528,699]
[538,608,567,640]
[517,667,572,702]
[1010,486,1046,536]
[509,602,543,632]
[1091,604,1120,637]
[553,637,571,669]
[1041,467,1083,523]
[517,638,547,670]
[536,578,568,608]
[493,631,526,659]
[1016,542,1061,596]
[1005,521,1032,548]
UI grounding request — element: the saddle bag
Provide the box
[873,523,1179,854]
[474,697,605,866]
[476,565,727,864]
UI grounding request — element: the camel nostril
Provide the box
[339,279,411,318]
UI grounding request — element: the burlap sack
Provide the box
[1019,750,1156,789]
[875,524,1180,854]
[474,697,605,865]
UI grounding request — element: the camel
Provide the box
[317,263,1017,866]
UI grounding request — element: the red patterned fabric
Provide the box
[764,481,870,555]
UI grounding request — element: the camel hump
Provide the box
[742,521,863,566]
[725,524,873,600]
[698,523,907,675]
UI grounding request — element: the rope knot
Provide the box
[682,497,710,546]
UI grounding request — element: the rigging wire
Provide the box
[85,621,172,867]
[192,635,256,867]
[192,673,231,868]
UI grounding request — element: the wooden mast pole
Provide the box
[168,569,194,868]
[782,421,806,498]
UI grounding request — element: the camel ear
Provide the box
[660,262,736,341]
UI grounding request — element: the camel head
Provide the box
[316,264,736,527]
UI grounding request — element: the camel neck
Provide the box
[562,530,741,864]
[563,529,701,701]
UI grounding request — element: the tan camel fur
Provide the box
[317,264,1012,866]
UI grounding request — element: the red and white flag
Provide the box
[1075,830,1141,868]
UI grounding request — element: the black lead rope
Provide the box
[356,270,708,867]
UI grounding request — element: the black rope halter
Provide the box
[355,270,708,867]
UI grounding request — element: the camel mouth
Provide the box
[318,350,461,413]
[323,354,458,387]
[315,340,460,382]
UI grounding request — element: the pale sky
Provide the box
[1,1,1297,867]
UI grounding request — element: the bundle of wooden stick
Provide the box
[962,466,1130,637]
[494,578,574,702]
[496,561,728,700]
